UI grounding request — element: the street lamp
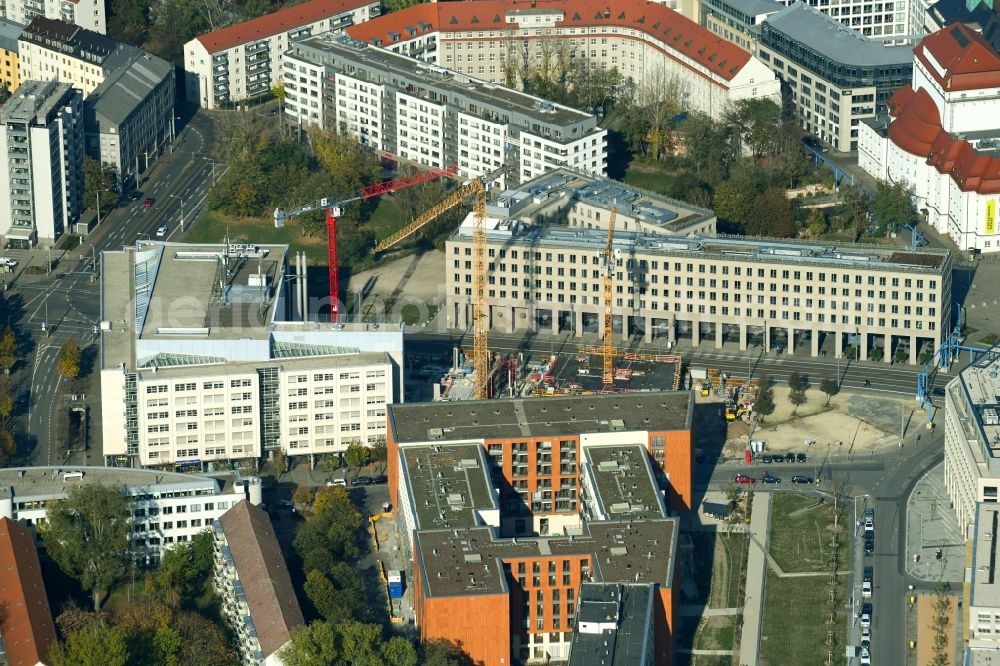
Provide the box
[169,194,185,232]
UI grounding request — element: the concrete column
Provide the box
[668,314,676,346]
[739,323,748,351]
[834,330,844,359]
[787,327,795,354]
[909,335,918,365]
[810,330,819,357]
[644,316,653,344]
[860,331,869,362]
[692,321,700,347]
[551,310,559,336]
[621,315,629,341]
[885,334,893,364]
[715,324,724,349]
[574,310,584,338]
[764,324,770,353]
[505,306,515,334]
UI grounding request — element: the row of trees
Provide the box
[750,372,841,425]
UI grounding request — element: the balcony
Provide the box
[245,42,269,56]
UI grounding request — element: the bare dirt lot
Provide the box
[345,250,446,324]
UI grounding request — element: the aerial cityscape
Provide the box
[0,0,998,663]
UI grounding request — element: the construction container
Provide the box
[388,570,405,599]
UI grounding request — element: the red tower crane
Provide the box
[273,165,457,322]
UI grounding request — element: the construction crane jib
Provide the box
[602,206,618,385]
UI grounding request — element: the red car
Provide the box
[734,473,756,484]
[143,197,154,208]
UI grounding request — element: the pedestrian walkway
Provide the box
[738,492,771,666]
[675,648,741,656]
[679,606,742,617]
[905,461,965,583]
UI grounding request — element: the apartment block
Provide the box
[0,465,260,562]
[284,32,606,185]
[2,0,105,34]
[213,501,304,665]
[757,2,913,151]
[183,0,379,109]
[566,583,656,666]
[772,0,912,38]
[0,80,83,248]
[0,18,22,94]
[0,518,56,666]
[387,393,688,665]
[446,168,951,364]
[859,23,1000,253]
[943,345,1000,537]
[99,242,403,469]
[345,0,781,121]
[967,503,1000,660]
[699,0,782,50]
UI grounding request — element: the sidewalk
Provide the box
[905,462,965,583]
[738,492,771,666]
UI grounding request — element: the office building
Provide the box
[284,33,606,185]
[0,80,83,248]
[0,465,261,562]
[99,242,403,469]
[83,52,175,192]
[0,18,22,94]
[772,0,913,37]
[387,393,687,665]
[344,0,781,121]
[757,2,914,151]
[967,502,1000,661]
[943,345,1000,537]
[566,583,656,666]
[859,23,1000,253]
[213,501,304,666]
[0,518,56,666]
[700,0,782,50]
[2,0,105,35]
[446,168,952,364]
[183,0,379,109]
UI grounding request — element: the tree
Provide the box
[273,448,288,476]
[338,621,388,666]
[150,532,214,608]
[754,378,776,423]
[0,382,12,419]
[370,438,388,475]
[49,623,128,666]
[724,98,783,158]
[837,184,871,240]
[303,568,365,624]
[307,127,380,193]
[712,181,755,228]
[293,484,314,509]
[41,483,131,609]
[381,636,418,666]
[0,326,16,374]
[820,378,838,406]
[421,639,476,666]
[787,371,805,394]
[0,429,16,459]
[57,339,82,383]
[871,178,913,236]
[279,621,341,666]
[82,156,119,214]
[174,610,238,666]
[789,388,807,414]
[745,187,796,237]
[344,442,371,481]
[806,208,828,237]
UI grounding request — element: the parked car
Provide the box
[865,517,874,531]
[761,455,773,464]
[143,197,154,208]
[734,474,756,484]
[792,475,813,484]
[326,479,347,487]
[772,453,784,463]
[796,453,807,462]
[372,475,388,484]
[0,257,17,267]
[761,474,781,484]
[862,580,872,598]
[864,507,875,519]
[155,224,168,238]
[864,566,873,583]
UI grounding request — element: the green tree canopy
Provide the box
[0,326,16,373]
[871,178,913,236]
[745,187,796,238]
[57,339,82,383]
[82,156,119,214]
[41,483,131,609]
[819,378,838,406]
[49,623,128,666]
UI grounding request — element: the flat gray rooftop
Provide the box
[972,503,1000,608]
[297,32,594,128]
[401,443,497,530]
[414,518,676,598]
[762,2,915,67]
[958,346,1000,456]
[0,81,74,124]
[0,466,239,502]
[719,0,783,18]
[454,223,950,273]
[584,446,665,521]
[569,583,655,666]
[388,392,693,444]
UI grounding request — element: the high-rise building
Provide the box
[183,0,379,109]
[0,18,22,94]
[0,80,83,248]
[284,33,606,186]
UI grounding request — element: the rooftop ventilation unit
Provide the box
[609,419,626,431]
[427,428,445,440]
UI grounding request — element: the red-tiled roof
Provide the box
[347,0,752,80]
[219,501,304,659]
[0,518,56,666]
[915,22,1000,91]
[197,0,373,53]
[887,85,1000,194]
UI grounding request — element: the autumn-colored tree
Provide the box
[0,429,16,458]
[293,484,314,509]
[0,326,16,373]
[49,622,128,666]
[0,382,13,418]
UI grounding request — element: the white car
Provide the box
[155,225,168,238]
[862,626,871,639]
[861,656,871,666]
[0,257,17,267]
[865,517,874,531]
[862,581,872,598]
[861,613,871,629]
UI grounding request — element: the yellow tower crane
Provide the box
[375,165,508,399]
[602,206,618,385]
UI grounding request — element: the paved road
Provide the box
[13,107,223,467]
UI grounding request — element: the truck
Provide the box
[388,570,405,599]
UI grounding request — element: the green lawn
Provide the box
[768,493,849,574]
[759,575,848,666]
[694,615,739,653]
[621,161,674,195]
[688,532,748,609]
[183,209,330,265]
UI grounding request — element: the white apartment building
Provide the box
[100,242,403,470]
[344,0,781,121]
[446,168,952,364]
[968,502,1000,659]
[0,465,260,562]
[943,346,1000,537]
[183,0,379,109]
[757,2,914,151]
[0,80,83,248]
[284,32,606,185]
[773,0,912,38]
[2,0,105,34]
[859,23,1000,254]
[214,501,304,666]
